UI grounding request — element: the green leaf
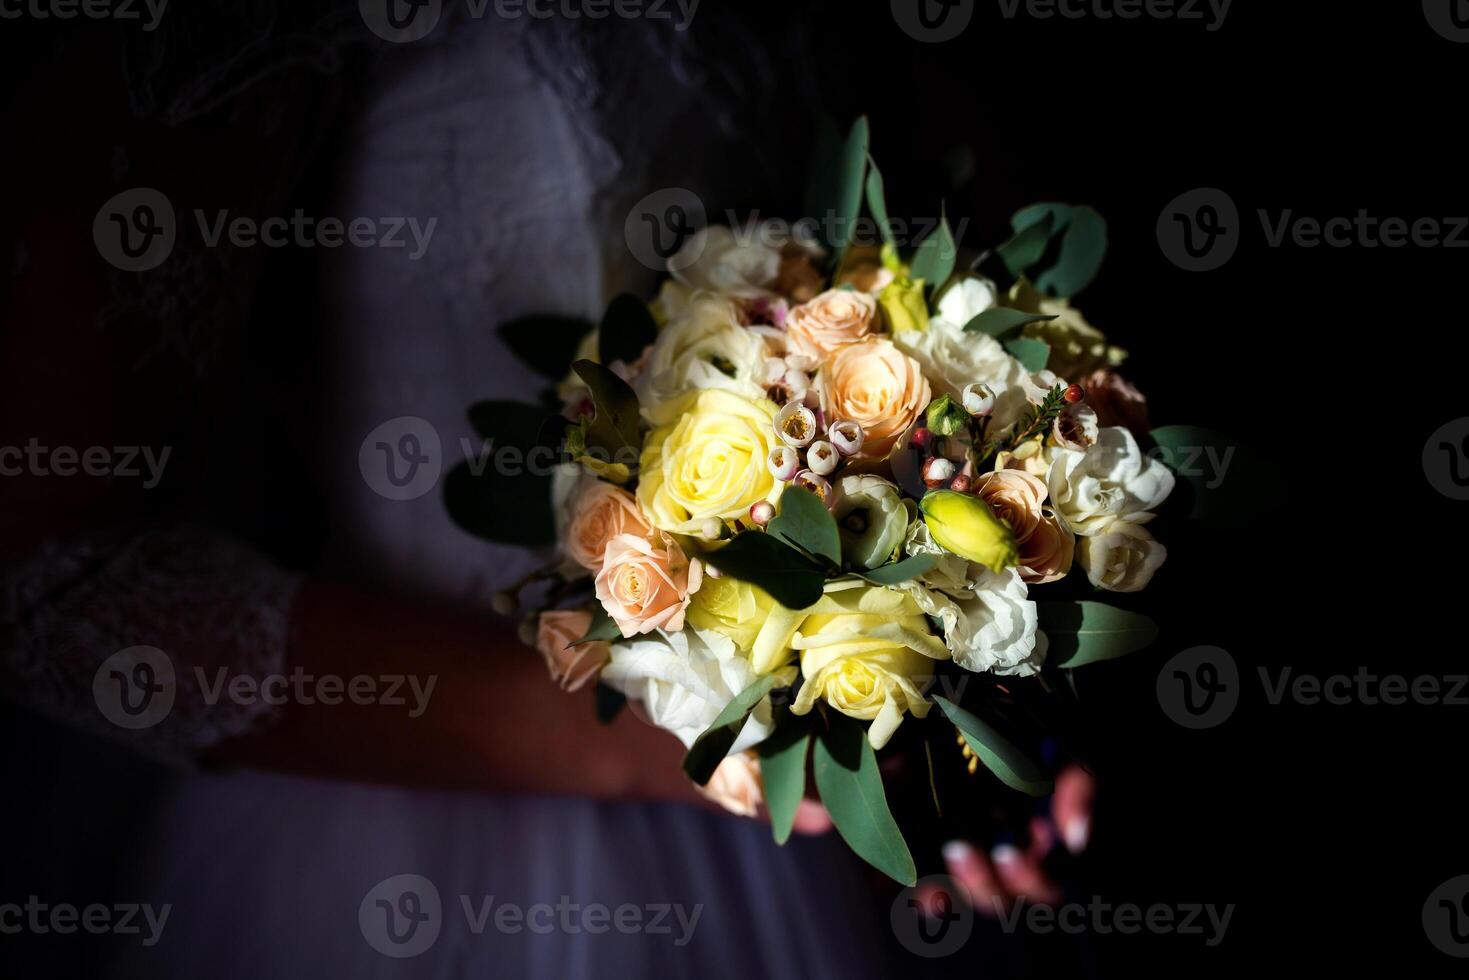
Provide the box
[593,683,626,725]
[766,487,841,567]
[497,315,592,379]
[757,712,811,845]
[933,696,1053,797]
[443,458,555,547]
[1004,337,1051,373]
[1038,601,1159,669]
[572,359,641,458]
[857,554,937,586]
[569,604,622,645]
[597,293,658,368]
[683,674,782,785]
[962,308,1059,339]
[814,714,916,886]
[1036,205,1106,298]
[864,155,895,248]
[1148,425,1262,524]
[805,117,871,271]
[996,211,1055,278]
[910,210,957,293]
[699,532,826,610]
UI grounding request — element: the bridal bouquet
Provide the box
[449,120,1198,885]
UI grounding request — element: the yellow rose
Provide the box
[636,389,782,539]
[780,581,949,749]
[919,490,1019,573]
[687,574,777,650]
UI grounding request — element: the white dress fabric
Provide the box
[7,16,891,980]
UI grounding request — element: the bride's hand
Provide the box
[940,765,1095,914]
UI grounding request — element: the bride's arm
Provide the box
[206,577,705,804]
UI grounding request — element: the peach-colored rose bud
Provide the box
[785,288,878,360]
[566,481,654,572]
[828,419,865,456]
[696,752,765,818]
[594,532,703,638]
[535,609,611,692]
[768,445,801,482]
[807,440,839,476]
[972,470,1075,584]
[776,402,817,448]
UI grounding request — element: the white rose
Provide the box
[935,276,999,326]
[671,225,780,298]
[1078,522,1166,592]
[600,628,778,752]
[896,567,1041,677]
[1047,427,1174,536]
[635,296,770,425]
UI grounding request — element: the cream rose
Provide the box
[784,288,878,360]
[534,609,611,692]
[635,295,771,425]
[595,532,702,638]
[1077,522,1166,592]
[637,389,783,538]
[600,627,779,752]
[1047,427,1175,536]
[687,574,778,651]
[671,225,781,298]
[697,752,764,818]
[565,480,653,572]
[973,471,1075,585]
[819,337,931,460]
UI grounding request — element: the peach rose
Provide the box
[973,470,1075,584]
[834,244,896,295]
[785,288,878,360]
[696,752,765,818]
[566,481,653,572]
[820,336,931,460]
[595,532,703,638]
[535,609,611,692]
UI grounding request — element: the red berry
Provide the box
[949,473,972,493]
[911,426,933,450]
[1064,384,1086,404]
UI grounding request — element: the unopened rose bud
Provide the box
[828,419,865,456]
[517,617,539,647]
[962,382,996,416]
[949,473,972,493]
[700,518,726,541]
[768,445,801,482]
[806,440,838,476]
[792,470,832,503]
[749,500,775,526]
[775,402,817,448]
[705,563,724,579]
[1064,383,1086,404]
[922,456,956,489]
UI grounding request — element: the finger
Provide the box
[1028,815,1056,860]
[1051,765,1097,855]
[791,798,834,836]
[990,843,1062,906]
[943,840,1009,918]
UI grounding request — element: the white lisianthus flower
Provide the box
[896,567,1041,677]
[635,295,770,425]
[935,276,999,326]
[671,225,781,298]
[1078,522,1167,592]
[832,475,907,569]
[600,628,782,752]
[1047,427,1174,536]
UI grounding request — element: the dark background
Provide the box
[2,0,1464,976]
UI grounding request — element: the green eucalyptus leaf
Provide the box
[1148,425,1263,524]
[767,487,841,567]
[1004,337,1051,373]
[1038,601,1159,669]
[1036,205,1107,298]
[572,359,641,458]
[700,532,826,610]
[814,714,916,886]
[996,211,1056,278]
[962,308,1060,339]
[857,554,937,586]
[934,696,1053,797]
[757,712,812,846]
[864,155,895,248]
[569,604,622,645]
[683,674,782,785]
[910,211,957,293]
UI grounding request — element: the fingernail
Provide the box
[943,840,977,869]
[1063,815,1090,854]
[990,843,1021,866]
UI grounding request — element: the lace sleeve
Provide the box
[0,526,302,765]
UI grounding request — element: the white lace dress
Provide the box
[2,15,887,979]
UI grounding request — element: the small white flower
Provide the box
[775,401,817,448]
[962,382,996,416]
[806,440,839,476]
[828,419,865,456]
[768,445,801,482]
